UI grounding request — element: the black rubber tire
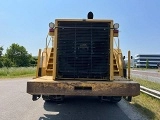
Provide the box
[127,96,132,102]
[42,95,51,101]
[42,95,64,103]
[110,96,122,103]
[44,100,52,103]
[99,96,122,103]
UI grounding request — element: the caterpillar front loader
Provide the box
[27,12,140,103]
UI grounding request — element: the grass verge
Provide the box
[0,67,36,78]
[132,93,160,120]
[131,77,160,119]
[132,77,160,91]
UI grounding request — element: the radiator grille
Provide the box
[57,21,110,79]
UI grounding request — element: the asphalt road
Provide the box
[131,69,160,83]
[0,78,147,120]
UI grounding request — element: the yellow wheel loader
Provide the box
[27,12,140,103]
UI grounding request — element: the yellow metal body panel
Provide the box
[48,31,54,36]
[41,19,128,80]
[42,48,52,67]
[43,19,124,80]
[113,49,123,76]
[27,18,140,98]
[128,51,131,79]
[53,20,58,80]
[113,32,119,37]
[110,22,114,80]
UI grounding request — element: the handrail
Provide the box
[45,35,54,69]
[114,50,120,70]
[113,37,123,76]
[47,37,52,48]
[114,38,120,53]
[114,38,118,48]
[45,35,48,68]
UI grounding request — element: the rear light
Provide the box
[49,28,54,32]
[48,27,55,36]
[113,29,119,33]
[113,29,119,37]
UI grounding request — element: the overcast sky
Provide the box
[0,0,160,57]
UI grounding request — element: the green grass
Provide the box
[132,93,160,120]
[132,77,160,91]
[0,67,36,78]
[131,77,160,119]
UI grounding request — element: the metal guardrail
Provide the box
[140,86,160,100]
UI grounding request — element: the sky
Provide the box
[0,0,160,57]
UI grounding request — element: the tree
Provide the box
[30,56,37,66]
[0,46,3,57]
[0,46,4,67]
[3,57,13,68]
[146,59,149,69]
[5,43,32,67]
[0,57,3,68]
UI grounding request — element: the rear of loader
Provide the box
[27,12,140,102]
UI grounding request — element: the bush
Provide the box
[0,67,36,77]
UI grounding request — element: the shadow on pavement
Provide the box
[39,96,130,120]
[133,103,156,120]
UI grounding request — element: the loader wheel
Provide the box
[99,96,122,103]
[123,96,132,102]
[98,96,111,102]
[42,95,64,103]
[42,95,51,102]
[110,96,122,103]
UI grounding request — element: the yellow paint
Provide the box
[110,21,114,80]
[128,51,131,79]
[30,18,140,98]
[48,31,54,36]
[113,32,119,37]
[53,20,58,80]
[36,49,41,78]
[38,19,125,80]
[113,49,123,77]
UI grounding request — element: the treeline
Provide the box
[0,43,37,68]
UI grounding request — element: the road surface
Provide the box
[0,78,147,120]
[131,69,160,83]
